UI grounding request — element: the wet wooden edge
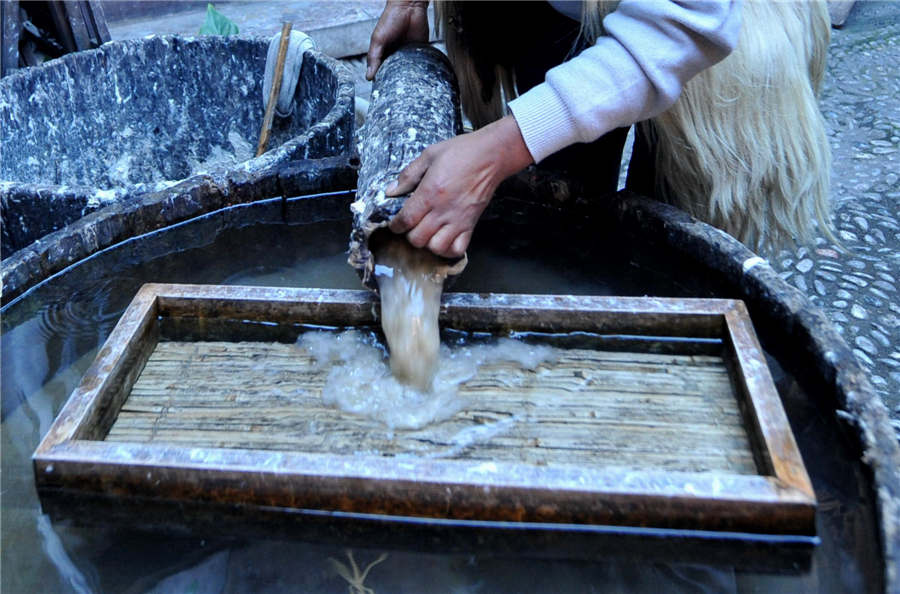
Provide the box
[33,283,816,535]
[149,283,733,336]
[35,440,814,534]
[33,283,159,453]
[723,302,816,502]
[718,304,816,535]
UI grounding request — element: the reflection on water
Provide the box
[0,198,881,593]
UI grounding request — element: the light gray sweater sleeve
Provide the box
[508,0,742,163]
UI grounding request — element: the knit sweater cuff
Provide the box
[508,83,582,164]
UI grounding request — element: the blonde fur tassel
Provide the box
[434,2,515,129]
[437,0,834,251]
[648,1,833,251]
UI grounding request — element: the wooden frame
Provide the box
[33,283,816,536]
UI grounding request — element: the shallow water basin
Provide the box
[34,283,815,538]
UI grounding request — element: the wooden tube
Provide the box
[348,44,465,291]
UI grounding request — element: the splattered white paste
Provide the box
[297,330,552,430]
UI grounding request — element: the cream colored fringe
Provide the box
[434,1,516,129]
[436,0,834,252]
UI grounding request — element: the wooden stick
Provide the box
[256,22,293,157]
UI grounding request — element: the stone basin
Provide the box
[0,35,354,274]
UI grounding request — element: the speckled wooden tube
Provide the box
[347,44,464,290]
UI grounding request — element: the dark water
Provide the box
[0,194,882,593]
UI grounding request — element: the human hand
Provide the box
[366,1,430,80]
[386,115,534,258]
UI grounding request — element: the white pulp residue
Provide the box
[104,129,253,189]
[431,415,522,459]
[86,188,122,207]
[190,130,254,174]
[107,152,134,186]
[297,330,554,430]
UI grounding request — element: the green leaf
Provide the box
[199,3,239,36]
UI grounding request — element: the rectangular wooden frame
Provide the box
[33,283,816,536]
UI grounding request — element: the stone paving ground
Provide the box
[107,1,899,438]
[772,1,899,438]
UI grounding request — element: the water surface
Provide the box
[1,195,882,593]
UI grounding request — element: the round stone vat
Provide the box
[0,35,354,266]
[1,174,897,592]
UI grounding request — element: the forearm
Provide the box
[476,115,534,181]
[509,0,743,162]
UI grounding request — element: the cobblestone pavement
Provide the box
[769,1,899,438]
